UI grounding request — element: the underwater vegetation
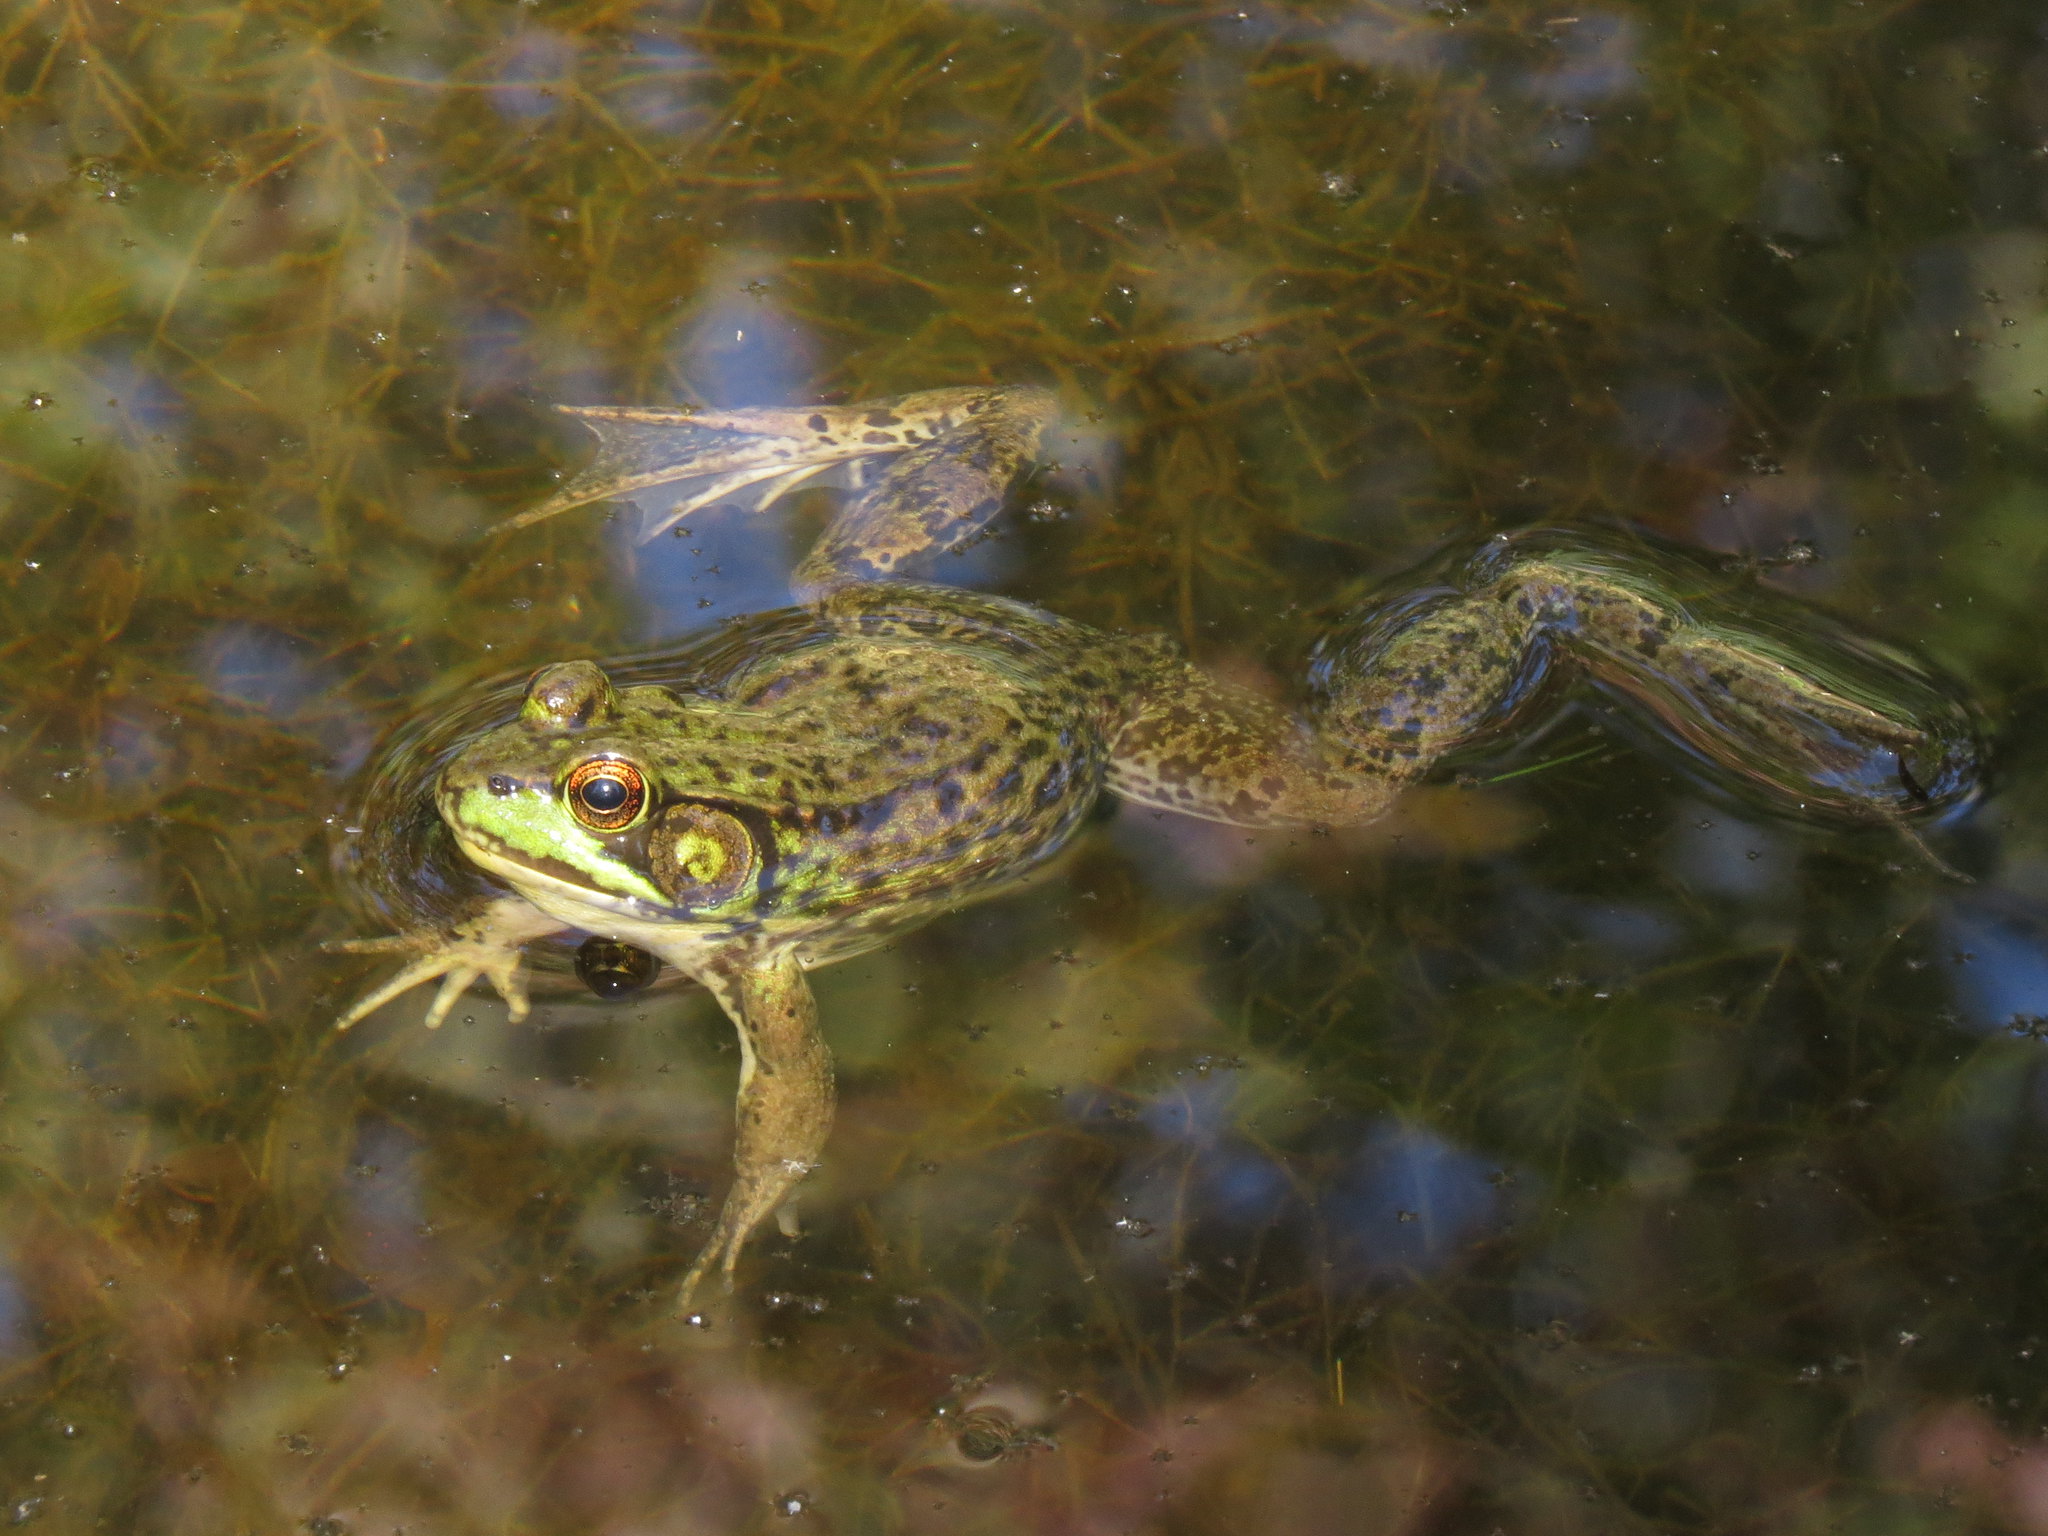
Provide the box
[4,0,2048,1529]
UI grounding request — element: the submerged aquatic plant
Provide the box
[0,0,2045,1530]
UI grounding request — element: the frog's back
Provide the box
[695,591,1144,945]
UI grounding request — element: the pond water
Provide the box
[5,1,2048,1531]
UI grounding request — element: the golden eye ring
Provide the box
[563,758,647,831]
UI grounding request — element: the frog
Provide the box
[333,383,1984,1309]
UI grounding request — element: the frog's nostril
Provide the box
[487,774,517,797]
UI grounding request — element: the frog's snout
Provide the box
[434,752,520,822]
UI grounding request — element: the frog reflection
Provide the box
[573,934,660,999]
[335,385,1983,1308]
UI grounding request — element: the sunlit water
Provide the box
[4,1,2048,1531]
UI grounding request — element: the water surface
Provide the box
[4,1,2048,1530]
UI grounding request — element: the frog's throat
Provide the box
[450,829,679,931]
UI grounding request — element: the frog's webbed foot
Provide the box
[670,948,834,1313]
[506,404,847,540]
[330,896,569,1031]
[503,387,1044,546]
[501,387,1063,599]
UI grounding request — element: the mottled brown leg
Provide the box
[1107,531,1981,828]
[1106,579,1546,827]
[501,386,1056,560]
[1473,536,1982,818]
[1106,660,1409,827]
[791,385,1059,599]
[667,947,834,1311]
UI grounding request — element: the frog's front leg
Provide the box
[665,946,834,1311]
[332,895,570,1031]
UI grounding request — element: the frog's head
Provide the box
[435,661,764,923]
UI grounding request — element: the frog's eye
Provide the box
[649,803,758,907]
[563,758,647,831]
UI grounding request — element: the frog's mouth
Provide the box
[449,826,677,927]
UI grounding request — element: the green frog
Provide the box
[334,384,1983,1308]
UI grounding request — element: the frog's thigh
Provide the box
[794,385,1060,598]
[1106,660,1403,829]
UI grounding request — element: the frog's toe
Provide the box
[492,956,533,1024]
[335,949,455,1031]
[326,932,433,957]
[630,462,833,544]
[333,900,564,1032]
[673,1233,743,1315]
[416,947,531,1029]
[418,966,480,1031]
[335,938,532,1032]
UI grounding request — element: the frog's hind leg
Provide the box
[502,387,1046,547]
[505,404,866,538]
[791,384,1060,600]
[1105,530,1985,830]
[1431,531,1986,821]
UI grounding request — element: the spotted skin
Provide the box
[502,386,1053,558]
[339,386,1985,1310]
